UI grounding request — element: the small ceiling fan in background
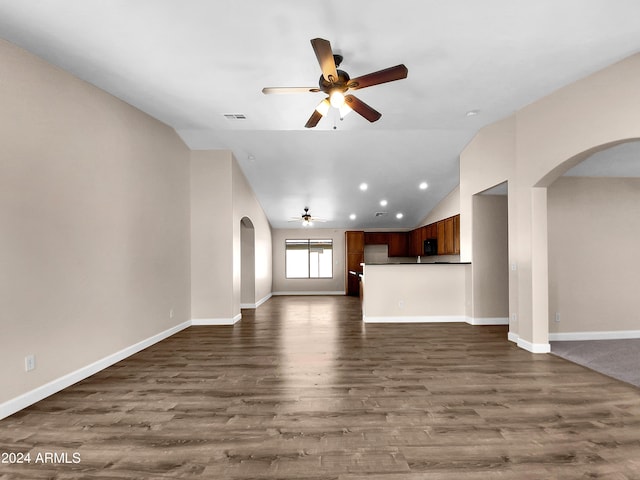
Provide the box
[288,207,326,226]
[263,38,408,128]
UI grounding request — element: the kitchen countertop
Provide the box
[364,262,471,265]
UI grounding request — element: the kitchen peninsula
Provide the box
[361,262,471,323]
[345,214,461,296]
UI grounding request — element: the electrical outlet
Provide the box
[555,312,561,323]
[25,355,35,372]
[398,300,405,309]
[169,308,174,319]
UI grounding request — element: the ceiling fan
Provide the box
[262,38,408,128]
[288,207,326,226]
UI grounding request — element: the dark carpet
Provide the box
[551,338,640,388]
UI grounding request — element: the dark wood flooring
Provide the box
[2,295,640,479]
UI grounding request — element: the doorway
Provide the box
[240,216,256,308]
[471,182,510,325]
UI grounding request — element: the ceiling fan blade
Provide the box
[344,95,382,122]
[304,109,323,128]
[262,87,321,94]
[348,64,408,90]
[311,38,338,83]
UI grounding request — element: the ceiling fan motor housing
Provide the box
[319,69,350,93]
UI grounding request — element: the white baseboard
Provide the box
[549,330,640,341]
[517,337,551,353]
[192,313,242,326]
[272,291,345,296]
[364,315,467,323]
[363,316,509,325]
[0,320,191,421]
[466,317,509,326]
[256,293,272,307]
[508,331,519,343]
[240,293,273,310]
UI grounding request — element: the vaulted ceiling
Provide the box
[1,1,639,228]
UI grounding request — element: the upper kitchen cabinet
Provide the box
[436,215,459,255]
[363,231,410,257]
[364,232,388,245]
[453,214,460,255]
[387,232,409,257]
[425,223,437,240]
[409,227,423,256]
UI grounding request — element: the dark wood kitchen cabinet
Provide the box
[364,231,409,257]
[436,215,458,255]
[345,231,364,296]
[409,227,423,256]
[387,232,409,257]
[363,232,388,245]
[425,223,437,240]
[453,214,460,254]
[407,214,460,257]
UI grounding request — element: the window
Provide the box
[285,239,333,279]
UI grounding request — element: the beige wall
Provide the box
[472,195,509,320]
[458,118,519,340]
[460,117,516,264]
[190,151,234,319]
[232,158,272,310]
[363,264,469,321]
[460,53,640,351]
[272,229,346,294]
[548,177,640,335]
[419,185,461,226]
[0,39,191,404]
[191,152,272,320]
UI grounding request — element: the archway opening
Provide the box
[547,139,640,340]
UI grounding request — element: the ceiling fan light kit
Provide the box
[289,207,326,227]
[263,38,408,128]
[315,98,330,116]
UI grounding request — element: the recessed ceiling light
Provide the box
[359,183,368,191]
[380,199,388,207]
[419,182,428,190]
[396,213,404,219]
[466,110,479,117]
[349,213,356,220]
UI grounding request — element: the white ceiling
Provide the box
[1,1,639,229]
[565,141,640,177]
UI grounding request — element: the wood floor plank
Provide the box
[1,295,640,479]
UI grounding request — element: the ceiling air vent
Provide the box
[375,212,388,217]
[223,114,247,120]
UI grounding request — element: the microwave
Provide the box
[423,238,438,256]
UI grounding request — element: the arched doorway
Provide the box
[545,139,640,340]
[240,216,256,308]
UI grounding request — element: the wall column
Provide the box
[516,187,550,352]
